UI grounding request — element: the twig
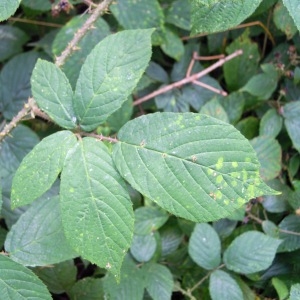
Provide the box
[192,80,227,96]
[133,50,243,106]
[83,0,98,8]
[0,0,113,141]
[55,0,114,67]
[9,17,63,28]
[81,132,118,143]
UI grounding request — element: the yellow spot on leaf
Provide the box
[232,161,238,168]
[216,157,224,170]
[231,180,237,187]
[216,175,223,184]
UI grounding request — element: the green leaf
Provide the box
[259,108,283,138]
[142,263,173,300]
[262,220,280,238]
[31,59,77,129]
[22,0,52,11]
[235,116,259,139]
[221,92,245,124]
[0,255,52,299]
[11,131,77,208]
[290,283,300,300]
[272,277,289,300]
[5,196,77,266]
[224,231,282,274]
[52,15,111,88]
[161,225,183,256]
[74,29,153,131]
[0,52,39,119]
[223,30,260,91]
[0,25,29,62]
[274,1,298,39]
[200,98,229,123]
[251,136,281,181]
[190,0,262,35]
[262,179,290,213]
[33,260,77,294]
[0,125,39,178]
[165,0,191,30]
[0,0,20,21]
[278,215,300,252]
[60,138,134,278]
[69,278,104,300]
[241,64,278,100]
[110,0,165,45]
[103,256,145,298]
[130,234,157,262]
[113,112,277,223]
[283,101,300,153]
[188,223,221,270]
[209,270,243,300]
[213,219,238,239]
[161,27,185,61]
[134,206,169,235]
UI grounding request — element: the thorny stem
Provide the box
[133,50,243,106]
[81,132,118,143]
[0,0,113,141]
[55,0,114,67]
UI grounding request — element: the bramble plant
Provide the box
[1,0,300,299]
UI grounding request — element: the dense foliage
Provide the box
[1,0,300,299]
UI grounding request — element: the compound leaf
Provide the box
[113,112,278,223]
[190,0,262,35]
[0,255,51,299]
[60,138,134,278]
[31,59,77,129]
[74,29,153,131]
[11,131,76,208]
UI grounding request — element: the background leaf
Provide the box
[74,29,153,131]
[5,196,77,266]
[31,59,77,129]
[282,0,300,31]
[60,138,134,278]
[0,0,21,21]
[259,108,283,138]
[224,231,282,274]
[190,0,262,35]
[209,270,243,300]
[130,234,157,262]
[0,52,39,119]
[11,131,76,208]
[188,223,221,270]
[0,255,52,299]
[113,112,277,223]
[69,278,105,300]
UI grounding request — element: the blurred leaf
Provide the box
[290,283,300,300]
[130,234,157,262]
[22,0,52,11]
[188,223,221,270]
[213,219,238,239]
[283,101,300,153]
[274,1,298,39]
[221,92,245,124]
[200,98,229,123]
[146,62,169,84]
[161,27,184,61]
[134,206,169,235]
[236,117,259,139]
[272,277,289,300]
[224,231,282,274]
[251,136,281,181]
[34,260,77,294]
[190,0,262,35]
[52,15,110,89]
[0,52,39,119]
[0,0,21,21]
[262,220,280,238]
[160,225,183,256]
[209,270,243,300]
[69,278,104,300]
[241,64,278,100]
[110,0,165,45]
[224,30,260,91]
[0,25,29,62]
[278,215,300,252]
[0,255,52,299]
[165,0,191,30]
[142,263,173,300]
[259,108,283,138]
[5,196,77,266]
